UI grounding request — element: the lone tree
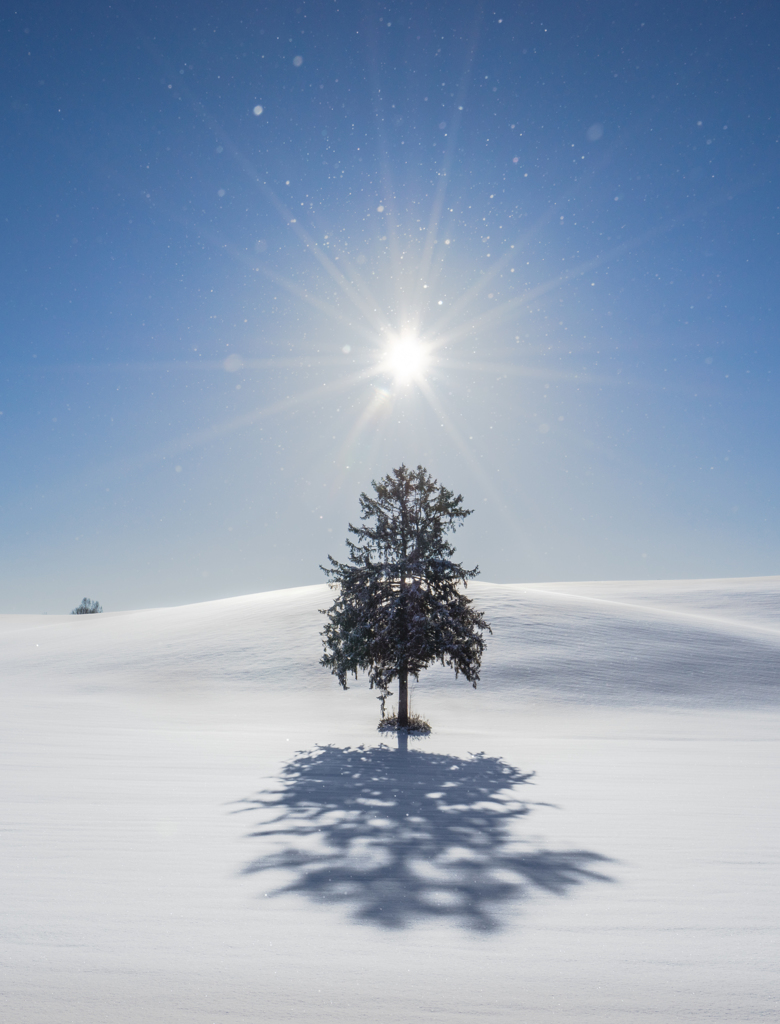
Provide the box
[320,464,490,730]
[71,598,102,615]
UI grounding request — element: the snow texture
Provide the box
[2,577,779,1022]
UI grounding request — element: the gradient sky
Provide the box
[2,0,779,612]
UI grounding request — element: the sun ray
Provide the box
[270,212,393,337]
[112,366,378,478]
[365,24,406,323]
[415,378,518,528]
[259,267,384,346]
[332,388,395,487]
[415,11,482,299]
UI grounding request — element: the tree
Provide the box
[320,464,491,730]
[72,597,102,615]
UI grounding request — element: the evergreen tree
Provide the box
[320,464,491,730]
[71,598,102,615]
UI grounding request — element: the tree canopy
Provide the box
[320,464,490,729]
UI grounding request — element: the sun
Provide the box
[382,334,430,384]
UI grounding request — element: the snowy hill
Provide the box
[2,578,779,1023]
[5,576,779,703]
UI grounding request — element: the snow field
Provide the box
[1,577,779,1022]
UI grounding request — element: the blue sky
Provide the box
[2,0,778,612]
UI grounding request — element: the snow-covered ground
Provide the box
[2,578,779,1022]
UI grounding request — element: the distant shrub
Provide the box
[72,598,103,615]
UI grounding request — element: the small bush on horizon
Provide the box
[72,598,103,615]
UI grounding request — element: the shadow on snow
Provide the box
[236,743,613,930]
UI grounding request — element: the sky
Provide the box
[1,0,779,613]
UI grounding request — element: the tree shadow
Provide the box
[235,743,613,930]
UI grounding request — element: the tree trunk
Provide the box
[398,665,409,728]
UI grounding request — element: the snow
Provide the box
[2,577,779,1022]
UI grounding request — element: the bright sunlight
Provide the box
[382,334,430,384]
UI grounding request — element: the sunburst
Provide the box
[381,334,431,385]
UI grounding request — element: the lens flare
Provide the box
[382,335,429,384]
